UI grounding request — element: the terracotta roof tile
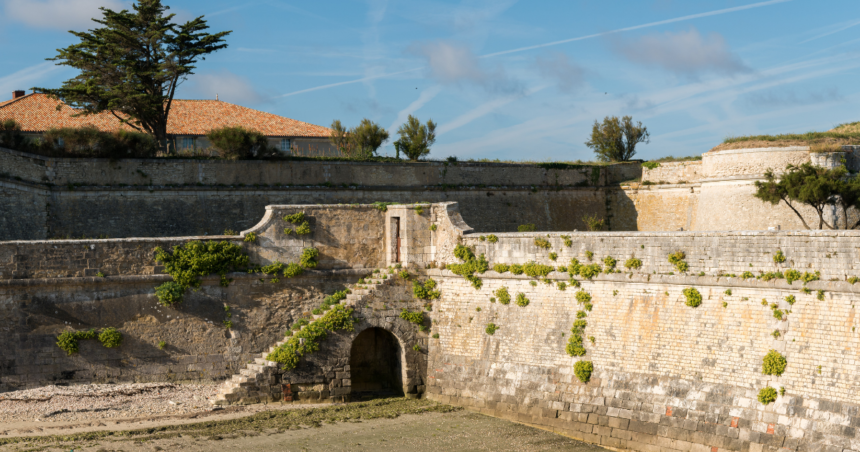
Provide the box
[0,93,331,138]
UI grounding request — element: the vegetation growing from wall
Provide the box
[602,256,616,273]
[267,304,355,370]
[153,240,250,306]
[518,224,536,232]
[447,245,489,289]
[574,361,593,383]
[516,293,530,307]
[300,247,319,268]
[582,214,605,231]
[758,387,778,405]
[763,349,787,376]
[624,258,642,269]
[773,250,786,263]
[284,212,312,235]
[399,309,424,325]
[668,251,688,272]
[57,328,123,355]
[495,287,511,305]
[487,234,498,243]
[413,279,441,300]
[683,288,702,307]
[534,238,551,249]
[485,323,499,335]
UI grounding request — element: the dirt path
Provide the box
[0,398,608,452]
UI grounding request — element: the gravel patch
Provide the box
[0,383,219,423]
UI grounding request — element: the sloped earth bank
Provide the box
[0,397,607,452]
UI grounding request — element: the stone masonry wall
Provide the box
[466,229,860,280]
[642,161,703,184]
[426,270,860,452]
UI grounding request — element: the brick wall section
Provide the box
[465,229,860,280]
[426,271,860,451]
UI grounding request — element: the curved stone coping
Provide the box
[423,268,860,292]
[708,146,810,155]
[240,203,423,236]
[0,268,371,287]
[462,229,860,238]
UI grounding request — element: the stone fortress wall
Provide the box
[0,146,640,240]
[4,202,860,450]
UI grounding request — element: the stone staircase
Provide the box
[211,270,396,406]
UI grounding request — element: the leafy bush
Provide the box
[399,309,424,325]
[155,281,186,306]
[485,323,499,335]
[817,289,825,301]
[487,234,498,243]
[784,269,801,284]
[683,287,702,307]
[582,214,605,231]
[518,224,536,232]
[549,252,558,261]
[785,295,796,305]
[724,289,732,296]
[495,287,511,305]
[523,262,554,278]
[267,304,355,370]
[429,224,437,231]
[447,247,489,290]
[579,264,601,279]
[393,115,436,160]
[603,256,616,272]
[574,361,593,383]
[283,263,304,277]
[642,161,660,169]
[534,238,551,249]
[412,344,422,352]
[329,118,389,158]
[56,329,97,355]
[566,333,586,357]
[155,240,249,289]
[575,290,592,304]
[300,247,319,268]
[758,387,778,405]
[510,264,524,275]
[801,271,820,284]
[741,271,754,279]
[98,327,123,348]
[413,279,441,299]
[493,264,510,273]
[516,293,530,307]
[206,126,273,159]
[762,349,787,376]
[668,251,688,272]
[773,250,786,263]
[243,232,257,242]
[624,258,642,269]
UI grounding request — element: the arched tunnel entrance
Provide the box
[349,327,404,399]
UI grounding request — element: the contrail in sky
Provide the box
[277,0,790,98]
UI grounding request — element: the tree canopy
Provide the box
[585,115,649,162]
[754,162,860,229]
[35,0,231,153]
[393,115,437,161]
[328,118,389,159]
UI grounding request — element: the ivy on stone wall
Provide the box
[56,327,123,355]
[283,212,312,235]
[267,304,355,370]
[399,309,424,325]
[413,278,441,300]
[446,245,488,289]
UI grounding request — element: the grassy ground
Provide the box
[711,126,860,152]
[0,398,607,452]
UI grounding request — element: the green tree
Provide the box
[393,115,437,160]
[35,0,231,153]
[585,115,649,162]
[328,118,389,159]
[205,126,272,159]
[754,163,844,229]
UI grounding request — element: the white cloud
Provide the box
[535,53,586,93]
[410,41,521,93]
[612,28,750,78]
[436,85,546,137]
[0,62,62,97]
[184,71,265,105]
[3,0,126,31]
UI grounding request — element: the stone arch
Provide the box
[349,327,407,399]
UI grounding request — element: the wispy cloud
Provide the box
[184,70,265,104]
[611,28,750,79]
[388,85,443,133]
[800,18,860,44]
[740,87,845,108]
[0,62,62,95]
[410,41,522,93]
[479,0,791,58]
[436,85,546,137]
[535,53,586,92]
[276,68,421,98]
[2,0,125,30]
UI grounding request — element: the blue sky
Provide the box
[1,0,858,161]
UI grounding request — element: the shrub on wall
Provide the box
[516,293,530,307]
[495,287,511,305]
[624,258,642,269]
[155,281,186,306]
[575,290,592,305]
[603,256,616,273]
[493,264,510,273]
[758,387,778,405]
[284,212,312,236]
[523,262,554,278]
[399,309,424,325]
[510,264,524,275]
[485,323,499,335]
[762,349,787,376]
[56,328,122,355]
[154,240,250,306]
[98,327,123,348]
[447,245,489,289]
[300,247,319,268]
[267,304,355,370]
[784,269,801,284]
[487,234,498,243]
[668,251,688,272]
[683,288,702,307]
[574,361,593,383]
[413,279,441,299]
[579,264,601,279]
[773,250,786,263]
[518,224,536,232]
[534,238,551,249]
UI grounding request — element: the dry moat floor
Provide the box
[0,385,607,452]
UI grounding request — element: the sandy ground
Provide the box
[0,384,607,452]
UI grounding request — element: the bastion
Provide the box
[3,199,860,452]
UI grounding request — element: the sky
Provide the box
[0,0,858,162]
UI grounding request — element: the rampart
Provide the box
[4,202,860,451]
[0,146,641,240]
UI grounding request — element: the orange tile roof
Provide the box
[0,93,331,138]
